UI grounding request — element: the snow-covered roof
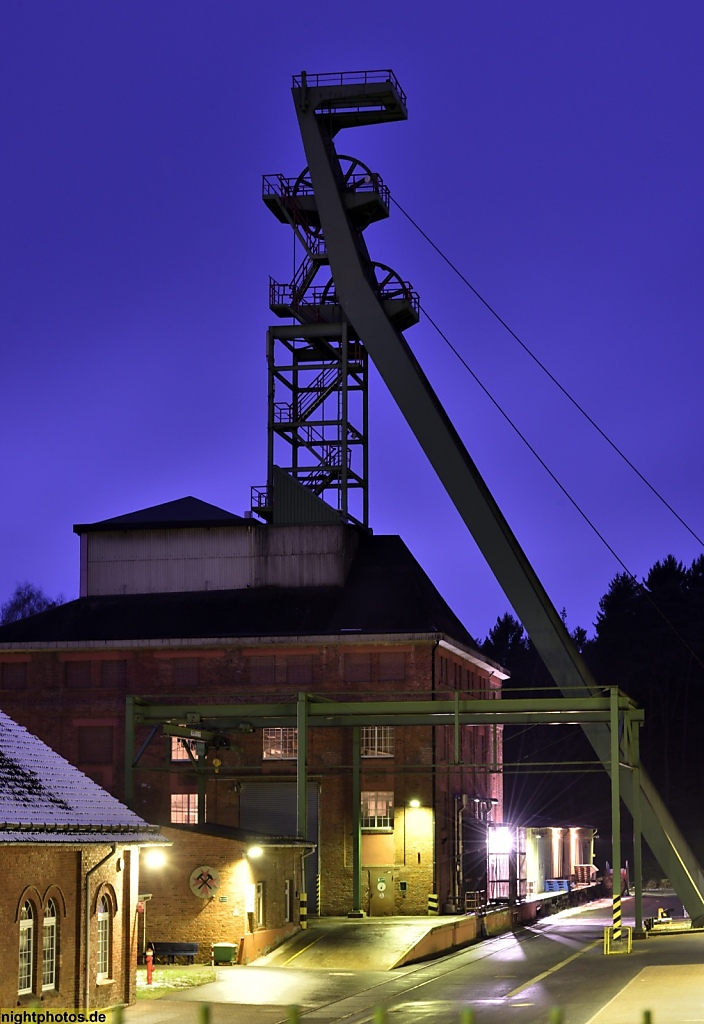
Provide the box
[0,710,163,844]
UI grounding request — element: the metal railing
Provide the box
[264,171,389,206]
[291,69,407,107]
[118,1004,658,1024]
[250,485,270,511]
[269,279,419,317]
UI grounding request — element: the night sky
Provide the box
[2,2,703,642]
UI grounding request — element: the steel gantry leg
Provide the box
[350,725,364,917]
[297,692,308,840]
[610,688,623,946]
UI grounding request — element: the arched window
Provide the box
[42,899,57,991]
[18,902,34,995]
[96,895,110,981]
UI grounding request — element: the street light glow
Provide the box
[488,826,513,855]
[143,848,166,869]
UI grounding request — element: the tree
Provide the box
[0,582,64,624]
[481,612,529,672]
[590,555,704,833]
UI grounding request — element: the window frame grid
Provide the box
[171,735,199,762]
[42,900,57,991]
[170,792,200,824]
[360,725,395,758]
[96,896,110,981]
[18,902,34,995]
[361,790,394,831]
[263,727,298,761]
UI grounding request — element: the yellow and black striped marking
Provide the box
[612,894,622,942]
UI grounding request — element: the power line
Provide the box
[420,301,636,580]
[392,196,704,551]
[418,294,704,671]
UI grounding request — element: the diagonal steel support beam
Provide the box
[292,76,704,925]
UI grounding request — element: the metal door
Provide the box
[368,868,394,916]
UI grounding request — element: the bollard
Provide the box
[642,1012,652,1024]
[373,1008,386,1024]
[427,893,439,916]
[145,944,154,986]
[113,1007,122,1024]
[548,1009,564,1024]
[287,1007,300,1024]
[612,892,622,943]
[300,892,308,930]
[459,1008,475,1024]
[198,1005,210,1024]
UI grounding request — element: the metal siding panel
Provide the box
[84,524,354,594]
[85,527,259,595]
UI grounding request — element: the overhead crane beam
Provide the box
[131,694,643,727]
[290,69,704,925]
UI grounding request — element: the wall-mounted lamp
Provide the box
[408,799,421,808]
[143,849,167,869]
[247,845,264,859]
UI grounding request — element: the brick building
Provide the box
[140,824,308,965]
[0,496,508,917]
[0,709,164,1008]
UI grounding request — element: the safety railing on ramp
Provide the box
[115,1001,658,1024]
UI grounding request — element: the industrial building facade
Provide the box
[0,498,507,918]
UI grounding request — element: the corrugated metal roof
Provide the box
[0,710,163,843]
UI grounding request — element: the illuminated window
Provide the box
[361,791,394,830]
[171,730,199,761]
[361,726,394,758]
[170,793,201,824]
[18,901,34,995]
[42,899,57,990]
[284,879,293,923]
[263,728,297,760]
[97,896,110,980]
[255,882,265,927]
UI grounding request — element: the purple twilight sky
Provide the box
[2,1,703,642]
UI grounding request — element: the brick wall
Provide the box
[139,827,302,964]
[0,842,139,1009]
[0,640,503,918]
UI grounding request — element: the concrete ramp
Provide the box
[257,917,444,971]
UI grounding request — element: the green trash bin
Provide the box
[211,941,237,966]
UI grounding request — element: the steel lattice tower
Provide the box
[251,71,418,527]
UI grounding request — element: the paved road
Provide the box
[125,895,704,1024]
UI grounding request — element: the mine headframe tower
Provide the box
[253,68,704,925]
[252,71,418,527]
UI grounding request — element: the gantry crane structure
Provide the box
[255,68,704,925]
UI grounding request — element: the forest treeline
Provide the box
[481,554,704,845]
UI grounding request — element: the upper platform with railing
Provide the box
[291,69,408,130]
[262,168,390,231]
